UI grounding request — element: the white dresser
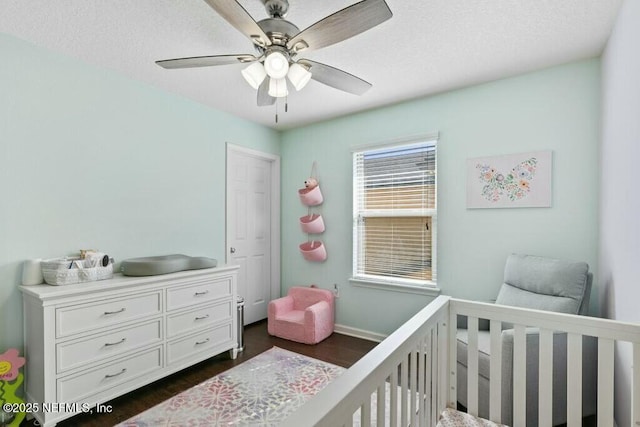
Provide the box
[20,265,238,427]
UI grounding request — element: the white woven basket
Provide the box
[41,258,114,286]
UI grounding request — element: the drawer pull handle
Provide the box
[104,368,127,379]
[104,338,127,347]
[195,315,210,321]
[194,291,209,296]
[195,338,210,345]
[104,308,126,315]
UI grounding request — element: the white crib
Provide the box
[281,295,640,427]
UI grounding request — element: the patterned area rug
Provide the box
[116,347,345,426]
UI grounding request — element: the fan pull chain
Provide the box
[272,89,289,124]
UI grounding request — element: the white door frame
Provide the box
[225,143,281,304]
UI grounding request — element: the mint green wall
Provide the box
[0,35,280,351]
[0,33,601,350]
[281,59,600,335]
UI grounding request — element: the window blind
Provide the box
[353,140,437,284]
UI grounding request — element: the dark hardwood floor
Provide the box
[22,320,378,426]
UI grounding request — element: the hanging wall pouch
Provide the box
[298,161,326,261]
[298,162,323,206]
[299,213,325,234]
[298,185,323,206]
[299,241,327,262]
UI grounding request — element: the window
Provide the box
[352,138,437,287]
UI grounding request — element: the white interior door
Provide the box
[226,145,280,325]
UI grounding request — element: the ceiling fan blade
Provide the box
[286,0,392,53]
[202,0,271,48]
[156,54,257,69]
[257,78,276,106]
[298,59,372,95]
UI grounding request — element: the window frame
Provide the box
[351,136,439,293]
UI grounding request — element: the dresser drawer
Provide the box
[167,301,232,338]
[57,319,162,373]
[57,346,162,402]
[166,277,232,311]
[56,292,162,338]
[167,323,232,366]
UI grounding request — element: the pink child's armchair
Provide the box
[268,286,335,344]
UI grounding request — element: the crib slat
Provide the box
[435,321,445,426]
[467,316,479,417]
[448,309,458,409]
[390,368,398,427]
[513,324,527,426]
[410,349,418,427]
[361,399,371,426]
[438,318,448,420]
[634,342,640,427]
[566,333,582,427]
[489,319,502,423]
[429,327,437,426]
[538,328,553,427]
[417,341,423,427]
[423,335,431,427]
[401,357,409,427]
[597,337,614,425]
[377,383,385,427]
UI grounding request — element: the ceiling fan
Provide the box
[156,0,392,107]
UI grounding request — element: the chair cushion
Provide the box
[277,310,305,325]
[496,254,589,315]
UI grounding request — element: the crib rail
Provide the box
[450,298,640,427]
[280,296,640,426]
[281,295,451,427]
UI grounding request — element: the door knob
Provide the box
[230,247,236,254]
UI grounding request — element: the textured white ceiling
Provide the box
[0,0,622,129]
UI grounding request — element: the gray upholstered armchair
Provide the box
[456,254,597,426]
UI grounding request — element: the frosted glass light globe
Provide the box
[264,52,289,79]
[268,77,288,97]
[287,63,312,91]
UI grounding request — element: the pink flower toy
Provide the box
[0,348,27,427]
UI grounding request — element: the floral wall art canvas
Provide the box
[467,150,552,208]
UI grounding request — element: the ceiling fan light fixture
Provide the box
[287,63,312,91]
[263,51,289,79]
[268,77,288,98]
[156,0,391,112]
[241,62,267,90]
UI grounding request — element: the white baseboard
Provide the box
[334,323,387,343]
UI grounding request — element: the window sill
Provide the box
[349,277,441,296]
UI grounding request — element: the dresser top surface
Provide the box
[20,264,239,301]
